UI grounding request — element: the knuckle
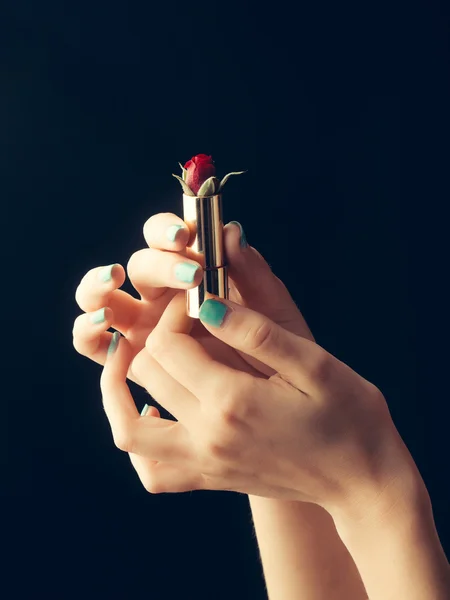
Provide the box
[309,354,333,386]
[244,320,277,353]
[130,348,147,377]
[145,331,165,357]
[126,250,140,274]
[201,420,238,463]
[145,331,172,362]
[365,382,387,410]
[74,269,92,299]
[71,314,85,341]
[113,429,135,453]
[218,390,244,423]
[141,473,164,495]
[126,248,149,276]
[208,375,254,424]
[72,335,84,355]
[202,438,233,465]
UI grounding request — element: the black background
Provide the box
[1,1,449,598]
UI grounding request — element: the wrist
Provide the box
[323,424,429,530]
[329,464,450,600]
[331,467,431,548]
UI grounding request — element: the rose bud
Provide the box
[172,154,247,196]
[184,154,216,195]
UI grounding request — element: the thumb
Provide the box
[198,297,322,393]
[224,221,313,340]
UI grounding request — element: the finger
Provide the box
[127,248,203,302]
[224,222,313,340]
[198,298,330,393]
[131,347,198,423]
[141,405,160,418]
[143,212,190,252]
[146,292,249,401]
[75,264,141,333]
[73,306,115,360]
[72,307,142,385]
[100,334,191,462]
[128,454,204,494]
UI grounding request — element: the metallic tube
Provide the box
[182,193,228,318]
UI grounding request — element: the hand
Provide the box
[101,290,421,517]
[73,214,312,387]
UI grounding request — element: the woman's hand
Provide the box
[101,290,423,519]
[72,213,311,387]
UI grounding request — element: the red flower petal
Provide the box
[184,154,216,194]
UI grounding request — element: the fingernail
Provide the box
[199,299,229,327]
[166,224,183,242]
[90,307,106,324]
[141,404,150,417]
[175,262,199,284]
[107,331,121,356]
[228,221,248,248]
[99,264,117,283]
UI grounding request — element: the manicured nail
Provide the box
[228,221,248,248]
[141,404,150,417]
[199,299,229,327]
[175,262,199,284]
[107,331,121,356]
[166,224,183,242]
[90,307,106,324]
[99,264,117,283]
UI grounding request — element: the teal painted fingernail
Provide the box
[228,221,248,248]
[90,307,106,324]
[141,404,150,417]
[175,262,199,284]
[199,299,229,327]
[99,264,117,283]
[107,331,121,356]
[166,224,183,242]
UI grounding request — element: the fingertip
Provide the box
[98,263,125,285]
[107,331,121,357]
[166,223,190,249]
[224,221,248,250]
[141,404,160,418]
[89,306,114,326]
[101,331,132,386]
[143,213,190,251]
[199,298,233,329]
[173,261,204,289]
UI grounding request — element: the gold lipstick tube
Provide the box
[182,193,228,318]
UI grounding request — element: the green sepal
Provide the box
[197,176,221,196]
[172,174,195,196]
[219,170,247,190]
[178,162,188,181]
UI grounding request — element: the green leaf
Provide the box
[198,176,221,196]
[178,162,188,181]
[219,170,247,190]
[172,174,195,195]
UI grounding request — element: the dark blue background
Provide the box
[1,1,449,598]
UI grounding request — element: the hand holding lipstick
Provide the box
[73,209,448,600]
[100,283,420,517]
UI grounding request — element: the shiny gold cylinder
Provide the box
[182,193,228,318]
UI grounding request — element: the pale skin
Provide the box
[73,214,449,599]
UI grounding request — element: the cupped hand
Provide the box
[101,291,418,516]
[73,213,312,388]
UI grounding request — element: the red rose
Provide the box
[183,154,216,195]
[173,154,246,196]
